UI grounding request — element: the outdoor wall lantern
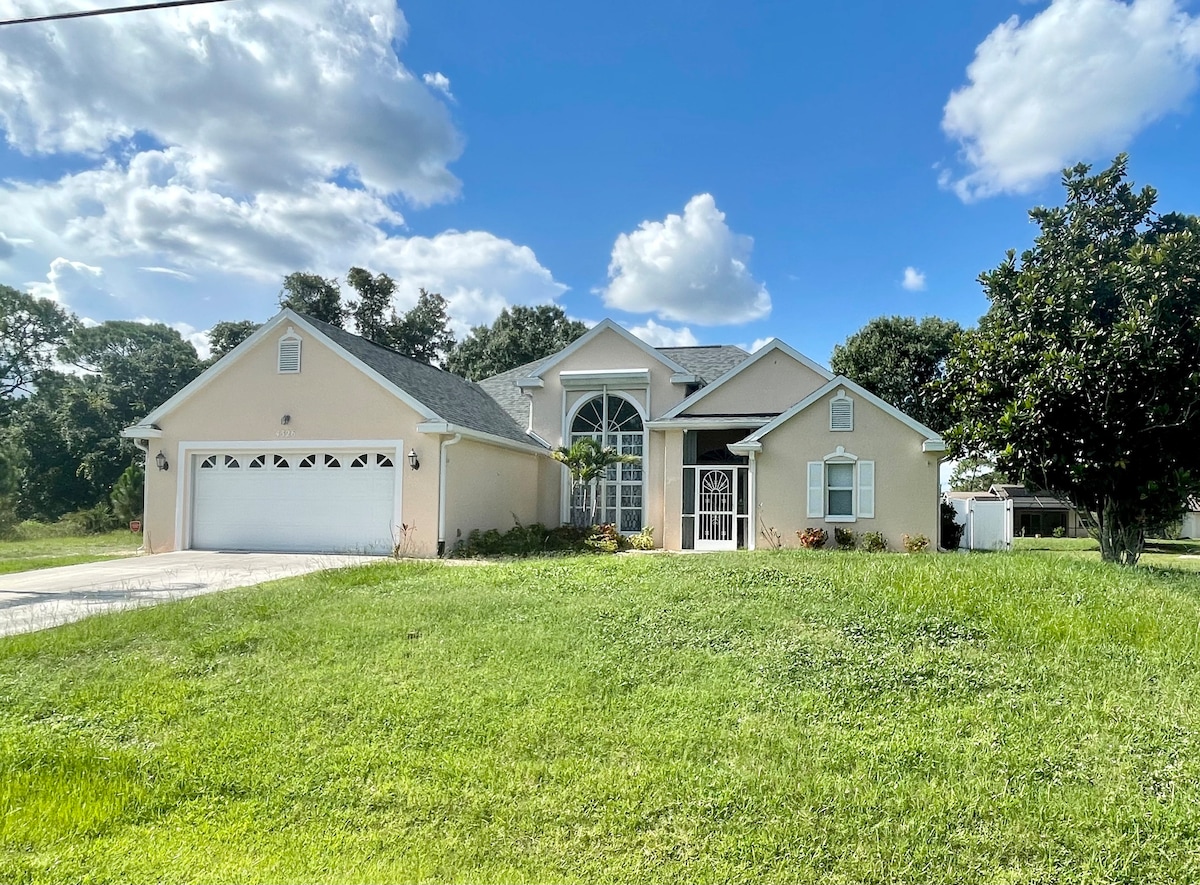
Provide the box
[408,449,420,471]
[281,414,291,425]
[155,450,169,472]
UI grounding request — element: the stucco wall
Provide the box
[442,437,543,550]
[142,323,442,556]
[682,351,828,416]
[753,387,940,550]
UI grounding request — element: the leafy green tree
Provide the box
[11,322,202,520]
[346,267,398,346]
[447,305,589,380]
[942,155,1200,566]
[279,272,344,327]
[551,437,640,527]
[391,288,455,366]
[948,457,1011,492]
[207,320,260,361]
[830,315,962,433]
[0,284,76,409]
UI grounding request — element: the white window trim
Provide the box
[807,447,873,523]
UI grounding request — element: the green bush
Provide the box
[940,501,964,551]
[110,464,144,525]
[861,531,888,553]
[61,504,122,535]
[626,526,655,551]
[1052,526,1066,539]
[834,528,857,550]
[0,497,17,541]
[902,532,930,553]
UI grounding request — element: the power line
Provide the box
[0,0,237,27]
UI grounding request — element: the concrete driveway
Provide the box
[0,551,384,638]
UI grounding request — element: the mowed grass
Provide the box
[0,530,142,575]
[2,552,1200,883]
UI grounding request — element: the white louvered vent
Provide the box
[830,392,853,431]
[278,331,301,374]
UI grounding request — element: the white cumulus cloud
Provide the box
[28,258,112,317]
[599,193,771,325]
[0,0,565,339]
[628,320,700,348]
[369,230,569,336]
[942,0,1200,200]
[423,72,455,101]
[901,267,927,291]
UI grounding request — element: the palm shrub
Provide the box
[110,464,144,525]
[551,438,640,527]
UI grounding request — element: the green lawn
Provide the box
[0,530,142,575]
[3,552,1200,883]
[1013,536,1200,572]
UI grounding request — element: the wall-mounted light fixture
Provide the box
[281,414,291,425]
[155,450,169,471]
[408,448,420,471]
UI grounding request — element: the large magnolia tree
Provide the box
[943,155,1200,566]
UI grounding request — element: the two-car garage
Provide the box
[187,445,400,554]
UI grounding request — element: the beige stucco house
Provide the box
[123,309,946,556]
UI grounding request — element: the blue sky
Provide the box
[1,0,1199,363]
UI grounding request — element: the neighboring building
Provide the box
[946,483,1088,543]
[123,310,946,556]
[1180,498,1200,540]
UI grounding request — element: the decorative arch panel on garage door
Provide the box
[187,443,401,554]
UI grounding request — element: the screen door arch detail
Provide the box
[695,467,737,550]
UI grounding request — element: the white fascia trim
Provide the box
[530,318,691,379]
[727,440,763,454]
[671,373,700,385]
[923,440,948,452]
[140,309,442,427]
[648,417,772,431]
[515,377,544,389]
[121,425,163,439]
[745,375,942,446]
[416,421,550,456]
[658,339,834,421]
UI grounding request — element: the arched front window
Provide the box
[570,394,644,531]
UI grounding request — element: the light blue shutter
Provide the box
[807,461,823,518]
[857,460,875,518]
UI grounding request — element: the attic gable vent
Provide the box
[830,391,853,431]
[278,329,302,374]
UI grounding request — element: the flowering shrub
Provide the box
[861,531,888,552]
[796,527,828,549]
[834,527,857,550]
[902,532,931,553]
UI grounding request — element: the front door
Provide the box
[695,467,737,551]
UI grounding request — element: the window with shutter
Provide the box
[278,330,302,374]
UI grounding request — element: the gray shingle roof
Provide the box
[476,345,751,427]
[657,345,749,380]
[308,318,540,447]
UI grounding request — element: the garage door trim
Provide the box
[176,438,404,552]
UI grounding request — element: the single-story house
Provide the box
[123,309,946,556]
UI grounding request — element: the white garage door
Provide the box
[191,449,398,554]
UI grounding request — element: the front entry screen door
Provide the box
[695,467,737,550]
